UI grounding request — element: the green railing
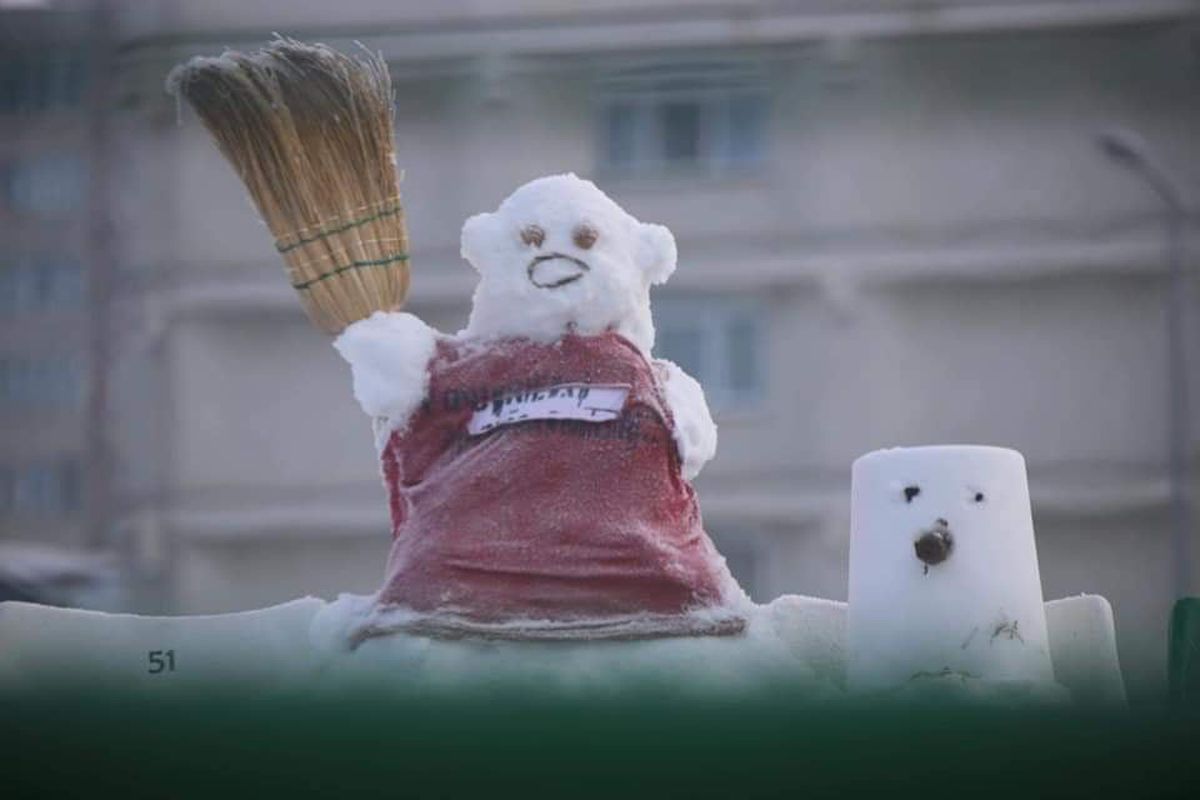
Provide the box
[3,686,1197,798]
[1169,597,1200,705]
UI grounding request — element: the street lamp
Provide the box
[1096,128,1192,599]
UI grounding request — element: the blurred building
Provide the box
[0,2,122,606]
[3,0,1199,700]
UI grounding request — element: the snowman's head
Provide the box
[847,445,1053,688]
[459,173,676,353]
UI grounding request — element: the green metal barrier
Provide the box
[2,687,1197,798]
[1169,597,1200,704]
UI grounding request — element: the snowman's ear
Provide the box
[460,212,504,274]
[636,222,677,285]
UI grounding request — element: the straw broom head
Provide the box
[167,37,410,334]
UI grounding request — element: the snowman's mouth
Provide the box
[528,254,590,289]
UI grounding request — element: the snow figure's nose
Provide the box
[914,518,953,568]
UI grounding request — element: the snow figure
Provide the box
[333,174,746,642]
[847,446,1057,693]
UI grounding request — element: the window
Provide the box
[0,257,84,312]
[653,295,764,410]
[0,460,82,516]
[0,356,83,410]
[0,51,86,114]
[597,62,768,175]
[3,154,86,215]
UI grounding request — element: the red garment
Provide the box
[371,331,741,639]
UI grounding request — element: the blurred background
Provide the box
[1,0,1197,701]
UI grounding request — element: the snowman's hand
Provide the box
[333,311,439,428]
[653,358,718,480]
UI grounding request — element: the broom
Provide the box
[167,37,410,334]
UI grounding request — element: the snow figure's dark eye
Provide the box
[973,491,985,503]
[573,224,598,250]
[520,225,545,247]
[904,485,921,503]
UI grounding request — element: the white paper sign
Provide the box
[468,383,630,436]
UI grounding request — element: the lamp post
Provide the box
[1096,128,1192,599]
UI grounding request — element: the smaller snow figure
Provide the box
[846,446,1056,692]
[334,174,746,642]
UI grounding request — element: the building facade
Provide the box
[0,2,124,607]
[3,0,1198,700]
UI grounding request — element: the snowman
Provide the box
[332,173,747,642]
[847,446,1059,694]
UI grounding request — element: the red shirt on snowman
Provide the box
[370,330,743,638]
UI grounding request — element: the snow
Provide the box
[766,594,847,687]
[0,591,1122,705]
[655,359,718,480]
[847,446,1056,691]
[332,310,438,441]
[459,173,676,356]
[0,597,325,689]
[1044,594,1127,707]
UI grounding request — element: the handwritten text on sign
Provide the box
[468,383,630,435]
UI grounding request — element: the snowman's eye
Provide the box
[573,223,598,250]
[520,225,545,247]
[903,485,921,503]
[967,488,986,504]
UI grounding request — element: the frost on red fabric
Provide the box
[374,331,741,634]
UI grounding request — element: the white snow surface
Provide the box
[1044,594,1127,706]
[655,359,718,480]
[459,173,676,356]
[333,311,438,439]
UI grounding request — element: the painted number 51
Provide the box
[147,649,176,674]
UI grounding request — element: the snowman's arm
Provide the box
[1044,594,1127,707]
[653,358,718,480]
[767,595,848,687]
[333,311,439,434]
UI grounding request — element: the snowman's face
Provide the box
[884,467,996,572]
[459,174,676,353]
[857,449,1038,576]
